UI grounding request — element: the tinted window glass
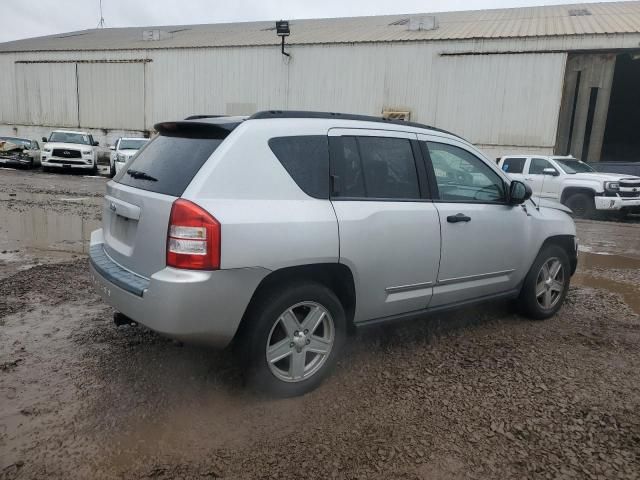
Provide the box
[529,158,557,175]
[331,137,366,198]
[115,134,225,197]
[331,136,420,199]
[427,142,505,203]
[501,157,526,174]
[268,136,329,199]
[357,137,420,199]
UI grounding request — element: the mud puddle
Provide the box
[573,251,640,315]
[0,204,100,254]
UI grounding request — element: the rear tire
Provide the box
[109,162,116,178]
[239,282,346,397]
[518,245,570,320]
[564,193,594,218]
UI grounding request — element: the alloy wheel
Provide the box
[535,257,565,309]
[265,301,335,383]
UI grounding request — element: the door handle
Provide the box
[525,177,534,181]
[447,213,471,223]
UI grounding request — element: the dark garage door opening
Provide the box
[601,53,640,162]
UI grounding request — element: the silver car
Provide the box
[90,111,577,397]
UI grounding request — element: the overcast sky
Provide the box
[0,0,628,43]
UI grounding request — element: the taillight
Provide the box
[167,199,220,270]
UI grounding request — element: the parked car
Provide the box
[41,130,99,173]
[109,137,149,177]
[0,137,41,168]
[498,155,640,218]
[90,111,577,397]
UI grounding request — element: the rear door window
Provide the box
[330,136,420,199]
[268,135,329,199]
[501,157,526,173]
[115,133,226,197]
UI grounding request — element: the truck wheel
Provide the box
[240,282,346,397]
[109,163,116,178]
[518,245,570,320]
[564,193,594,218]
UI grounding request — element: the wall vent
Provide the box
[142,29,161,41]
[568,8,591,16]
[382,109,411,121]
[389,18,409,26]
[408,16,438,31]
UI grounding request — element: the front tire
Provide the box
[240,282,346,397]
[564,193,594,218]
[518,245,570,320]
[109,162,116,178]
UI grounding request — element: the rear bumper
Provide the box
[594,195,640,211]
[89,229,269,347]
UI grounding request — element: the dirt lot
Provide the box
[1,168,639,479]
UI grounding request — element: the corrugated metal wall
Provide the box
[0,37,584,155]
[433,53,567,148]
[14,63,78,126]
[78,62,145,129]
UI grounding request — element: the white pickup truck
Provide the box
[498,155,640,218]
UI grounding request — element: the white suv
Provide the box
[41,130,99,173]
[498,155,640,218]
[109,137,149,177]
[90,111,577,396]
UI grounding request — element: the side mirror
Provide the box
[42,137,48,143]
[109,145,115,150]
[93,141,99,147]
[543,167,559,177]
[509,180,532,205]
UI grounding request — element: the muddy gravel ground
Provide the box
[1,168,639,479]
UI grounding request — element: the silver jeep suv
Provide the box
[90,111,577,396]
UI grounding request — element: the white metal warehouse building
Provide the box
[1,1,639,161]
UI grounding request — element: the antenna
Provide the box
[97,0,105,28]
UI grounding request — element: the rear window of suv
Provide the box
[115,124,231,197]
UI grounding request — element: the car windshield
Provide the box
[554,158,595,174]
[119,139,148,150]
[0,137,30,147]
[49,132,91,145]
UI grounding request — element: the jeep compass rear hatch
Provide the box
[102,120,240,278]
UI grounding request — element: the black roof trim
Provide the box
[154,120,241,138]
[249,110,461,138]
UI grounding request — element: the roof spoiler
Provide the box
[154,120,239,138]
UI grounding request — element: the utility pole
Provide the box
[97,0,105,28]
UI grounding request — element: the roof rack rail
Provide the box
[248,110,461,138]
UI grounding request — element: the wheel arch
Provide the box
[560,186,597,204]
[234,263,357,344]
[538,234,578,275]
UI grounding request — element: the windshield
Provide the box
[0,137,30,148]
[119,139,148,150]
[554,158,595,174]
[48,132,91,145]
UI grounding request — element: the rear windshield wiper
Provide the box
[126,169,157,182]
